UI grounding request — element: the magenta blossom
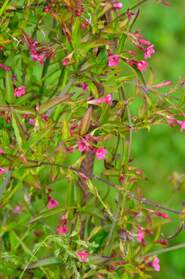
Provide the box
[0,148,4,154]
[144,44,155,59]
[126,9,135,21]
[81,82,88,91]
[28,118,35,126]
[152,80,172,88]
[88,94,112,106]
[108,54,119,67]
[95,148,107,160]
[155,211,169,219]
[0,168,7,175]
[14,86,26,97]
[137,228,144,243]
[137,60,148,72]
[56,225,67,235]
[76,250,89,262]
[47,197,59,209]
[152,257,160,272]
[113,2,123,9]
[31,52,45,64]
[167,117,177,127]
[78,139,90,152]
[0,63,11,71]
[13,205,22,214]
[177,120,185,131]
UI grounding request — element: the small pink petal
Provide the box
[137,60,148,72]
[152,80,172,88]
[0,63,11,71]
[56,225,67,235]
[76,250,89,262]
[152,257,160,272]
[28,118,35,126]
[81,82,88,91]
[88,94,112,106]
[78,140,89,152]
[31,52,45,64]
[137,228,144,243]
[14,86,26,97]
[47,198,59,209]
[155,211,169,219]
[95,148,107,160]
[108,54,119,67]
[13,205,22,214]
[144,44,155,59]
[0,168,6,175]
[113,2,123,9]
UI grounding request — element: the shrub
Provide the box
[0,0,184,278]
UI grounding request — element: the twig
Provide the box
[143,242,185,258]
[95,176,182,215]
[120,87,133,162]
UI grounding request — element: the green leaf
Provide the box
[39,80,73,113]
[27,257,61,269]
[62,118,70,141]
[79,106,92,136]
[0,0,10,16]
[0,105,35,115]
[11,113,23,149]
[5,71,15,104]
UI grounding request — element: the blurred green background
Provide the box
[124,0,185,278]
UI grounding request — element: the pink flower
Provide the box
[137,228,144,243]
[44,6,51,13]
[78,139,89,152]
[177,120,185,131]
[31,52,45,64]
[113,2,123,9]
[28,118,35,126]
[56,225,67,235]
[167,117,177,127]
[13,205,22,214]
[0,148,4,154]
[0,63,11,71]
[126,9,135,21]
[95,148,107,160]
[47,197,59,209]
[137,60,148,72]
[152,257,160,272]
[155,211,169,219]
[81,82,88,91]
[63,57,70,66]
[14,86,26,97]
[138,38,151,46]
[42,114,49,122]
[70,123,77,136]
[103,94,112,105]
[76,250,89,262]
[144,44,155,59]
[88,94,112,106]
[108,54,119,67]
[152,80,172,88]
[0,168,6,175]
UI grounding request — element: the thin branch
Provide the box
[95,176,182,215]
[2,153,182,216]
[131,0,150,10]
[143,242,185,258]
[120,87,133,162]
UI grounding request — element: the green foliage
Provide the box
[0,0,184,278]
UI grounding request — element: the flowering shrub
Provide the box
[0,0,184,278]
